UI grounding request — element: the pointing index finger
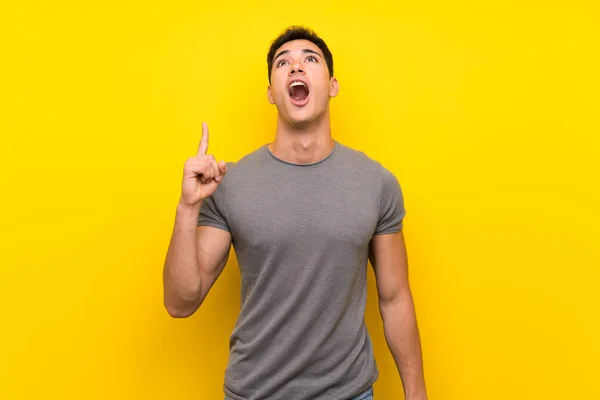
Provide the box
[197,121,209,156]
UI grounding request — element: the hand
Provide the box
[179,122,228,207]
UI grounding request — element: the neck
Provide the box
[269,109,334,164]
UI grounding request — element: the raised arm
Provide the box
[163,122,230,318]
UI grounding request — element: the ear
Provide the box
[329,77,339,98]
[267,85,275,104]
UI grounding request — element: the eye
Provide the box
[276,59,289,67]
[306,55,318,63]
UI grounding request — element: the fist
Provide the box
[180,122,228,207]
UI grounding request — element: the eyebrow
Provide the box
[273,48,321,62]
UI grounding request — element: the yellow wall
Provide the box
[1,1,599,399]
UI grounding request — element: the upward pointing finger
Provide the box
[197,121,209,156]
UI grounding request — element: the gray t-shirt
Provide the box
[198,140,406,400]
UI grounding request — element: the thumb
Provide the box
[217,160,228,175]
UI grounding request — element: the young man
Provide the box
[163,26,428,400]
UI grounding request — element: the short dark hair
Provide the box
[267,26,334,83]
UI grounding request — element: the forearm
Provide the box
[163,200,203,317]
[380,292,427,399]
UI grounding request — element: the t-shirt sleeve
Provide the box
[374,168,406,235]
[197,182,230,232]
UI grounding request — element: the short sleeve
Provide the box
[374,168,406,235]
[197,182,230,232]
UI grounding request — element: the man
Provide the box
[163,26,427,400]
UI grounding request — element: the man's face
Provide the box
[268,39,339,127]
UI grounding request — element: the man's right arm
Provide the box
[163,121,231,318]
[163,201,232,318]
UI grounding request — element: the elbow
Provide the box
[379,290,414,312]
[163,279,203,318]
[164,297,202,319]
[165,304,194,318]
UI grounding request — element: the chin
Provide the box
[286,106,322,127]
[288,114,316,128]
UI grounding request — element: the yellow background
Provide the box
[1,1,599,399]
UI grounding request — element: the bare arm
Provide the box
[369,230,428,400]
[162,201,231,318]
[163,121,230,318]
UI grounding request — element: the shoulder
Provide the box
[335,143,403,205]
[335,141,396,181]
[217,145,268,192]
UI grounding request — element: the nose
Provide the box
[289,58,304,75]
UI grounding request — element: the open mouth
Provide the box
[288,80,310,105]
